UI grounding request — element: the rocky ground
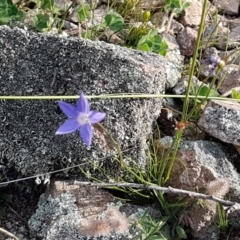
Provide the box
[1,0,240,239]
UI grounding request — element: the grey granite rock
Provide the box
[0,26,182,177]
[28,180,131,239]
[28,178,161,239]
[158,136,240,239]
[159,136,240,198]
[172,75,207,96]
[28,193,83,239]
[198,100,240,147]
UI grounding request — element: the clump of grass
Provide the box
[217,203,228,237]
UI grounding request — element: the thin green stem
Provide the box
[181,0,208,122]
[0,94,235,101]
[164,131,183,183]
[186,70,220,120]
[164,0,209,183]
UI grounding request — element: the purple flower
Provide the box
[209,53,221,75]
[56,93,106,148]
[209,53,225,75]
[209,53,221,65]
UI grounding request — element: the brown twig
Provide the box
[7,204,28,225]
[73,180,236,206]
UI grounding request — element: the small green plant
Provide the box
[40,0,57,12]
[77,3,91,23]
[231,89,240,99]
[133,208,188,239]
[133,209,170,239]
[197,85,219,98]
[34,13,52,32]
[102,12,125,32]
[78,9,125,41]
[164,0,190,15]
[126,24,151,48]
[34,0,73,32]
[34,0,62,32]
[161,0,190,31]
[217,203,228,236]
[0,0,23,24]
[137,29,168,56]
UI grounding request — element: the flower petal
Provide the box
[77,93,90,113]
[89,111,106,124]
[55,119,80,134]
[80,124,92,147]
[58,101,78,118]
[210,53,220,64]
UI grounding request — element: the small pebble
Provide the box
[6,222,12,229]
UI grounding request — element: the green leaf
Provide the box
[0,0,23,24]
[41,0,54,10]
[137,29,157,47]
[182,2,190,10]
[137,29,168,56]
[187,125,197,134]
[7,4,23,19]
[35,13,50,31]
[77,3,90,22]
[137,42,151,52]
[141,220,157,228]
[164,0,176,10]
[103,12,124,32]
[174,0,182,9]
[160,225,171,239]
[152,35,163,52]
[198,86,219,97]
[231,89,240,99]
[176,226,188,239]
[146,28,158,38]
[164,0,190,12]
[158,41,168,56]
[81,31,91,39]
[0,2,5,9]
[198,86,209,96]
[164,0,172,5]
[148,237,167,240]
